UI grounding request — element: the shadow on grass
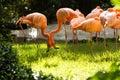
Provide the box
[14,38,120,63]
[66,38,120,54]
[57,37,120,62]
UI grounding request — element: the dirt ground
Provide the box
[11,23,119,42]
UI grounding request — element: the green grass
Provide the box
[13,40,120,80]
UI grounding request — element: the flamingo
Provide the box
[69,13,85,43]
[100,8,117,28]
[49,8,82,47]
[108,8,120,49]
[86,6,103,19]
[16,12,58,52]
[111,14,120,49]
[71,17,103,53]
[86,6,104,43]
[100,8,117,49]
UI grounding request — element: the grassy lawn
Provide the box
[13,40,120,80]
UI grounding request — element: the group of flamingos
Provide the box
[16,6,120,52]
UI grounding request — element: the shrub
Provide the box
[0,42,64,80]
[0,42,34,80]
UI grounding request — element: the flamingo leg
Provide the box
[75,30,78,43]
[36,29,39,48]
[72,30,75,43]
[73,30,78,44]
[115,29,118,49]
[96,32,98,44]
[104,28,107,50]
[114,29,116,39]
[64,22,68,44]
[19,23,26,42]
[90,33,93,54]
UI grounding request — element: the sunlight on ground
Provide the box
[13,42,120,80]
[31,56,112,80]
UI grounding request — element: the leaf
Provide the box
[111,0,120,9]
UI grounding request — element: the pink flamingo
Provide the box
[100,8,118,49]
[69,13,85,43]
[49,8,83,47]
[71,17,103,53]
[86,6,104,43]
[16,12,58,52]
[86,6,103,19]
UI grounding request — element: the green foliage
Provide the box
[111,0,120,5]
[0,33,14,42]
[100,0,113,10]
[0,0,18,41]
[0,42,34,80]
[87,62,120,80]
[0,41,65,80]
[111,0,120,9]
[0,34,3,41]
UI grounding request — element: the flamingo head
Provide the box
[108,8,116,12]
[75,9,84,17]
[96,6,100,9]
[16,16,25,25]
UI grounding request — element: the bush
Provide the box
[0,42,64,80]
[0,42,34,80]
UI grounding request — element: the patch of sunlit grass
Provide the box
[13,41,120,80]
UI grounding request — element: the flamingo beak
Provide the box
[104,22,107,28]
[16,20,21,26]
[16,20,20,25]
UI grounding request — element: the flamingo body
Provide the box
[100,8,117,27]
[56,8,79,22]
[112,15,120,29]
[18,12,47,29]
[73,17,102,33]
